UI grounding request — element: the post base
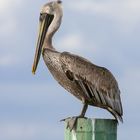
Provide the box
[64,118,117,140]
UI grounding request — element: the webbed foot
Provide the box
[61,116,87,131]
[61,104,88,131]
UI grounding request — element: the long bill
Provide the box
[32,13,54,74]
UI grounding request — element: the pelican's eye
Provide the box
[57,0,62,4]
[40,13,46,21]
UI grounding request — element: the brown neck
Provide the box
[43,11,62,50]
[43,35,55,50]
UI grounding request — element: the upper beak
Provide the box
[32,13,54,74]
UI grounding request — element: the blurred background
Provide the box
[0,0,140,140]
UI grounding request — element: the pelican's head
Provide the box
[41,0,62,15]
[32,0,63,74]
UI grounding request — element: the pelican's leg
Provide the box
[61,104,88,131]
[79,103,88,117]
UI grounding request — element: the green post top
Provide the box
[64,118,117,140]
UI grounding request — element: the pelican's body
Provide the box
[32,0,123,126]
[42,49,83,100]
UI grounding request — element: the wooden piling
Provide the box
[64,118,117,140]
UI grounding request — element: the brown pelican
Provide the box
[32,0,123,129]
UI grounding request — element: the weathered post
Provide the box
[65,118,117,140]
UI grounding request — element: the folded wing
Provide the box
[60,52,123,122]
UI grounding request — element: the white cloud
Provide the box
[55,33,84,52]
[0,122,47,140]
[0,17,18,37]
[0,0,23,36]
[120,67,140,100]
[54,33,99,61]
[66,0,140,31]
[0,55,18,67]
[67,0,140,18]
[0,121,63,140]
[0,0,22,13]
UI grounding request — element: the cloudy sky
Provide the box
[0,0,140,140]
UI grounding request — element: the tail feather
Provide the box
[107,107,123,123]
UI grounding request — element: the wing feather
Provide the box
[60,52,123,121]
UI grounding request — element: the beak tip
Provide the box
[32,68,36,75]
[32,72,35,75]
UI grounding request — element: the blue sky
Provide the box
[0,0,140,140]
